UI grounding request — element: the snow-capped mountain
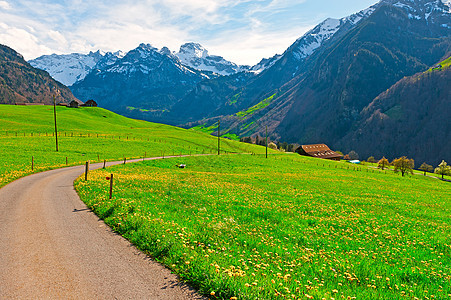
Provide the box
[249,54,282,74]
[288,6,377,62]
[387,0,451,24]
[175,43,243,76]
[98,43,204,78]
[29,50,124,86]
[70,43,209,118]
[93,50,125,70]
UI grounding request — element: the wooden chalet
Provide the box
[81,100,98,107]
[296,144,342,161]
[68,100,79,108]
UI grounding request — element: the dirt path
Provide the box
[0,158,202,299]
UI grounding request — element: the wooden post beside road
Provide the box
[85,161,89,181]
[217,120,220,155]
[109,174,114,199]
[265,126,268,159]
[31,156,34,171]
[53,95,59,152]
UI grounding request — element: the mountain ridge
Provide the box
[0,44,79,105]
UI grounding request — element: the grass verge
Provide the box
[75,154,451,299]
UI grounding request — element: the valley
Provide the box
[0,0,450,299]
[21,0,450,166]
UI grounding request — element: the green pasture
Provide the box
[0,105,268,188]
[75,154,451,300]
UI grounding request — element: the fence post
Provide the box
[32,156,34,171]
[66,157,68,165]
[109,174,114,199]
[85,161,89,181]
[103,160,106,169]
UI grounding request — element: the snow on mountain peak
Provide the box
[388,0,451,22]
[29,51,103,86]
[290,5,377,62]
[249,54,282,74]
[113,50,126,58]
[29,50,126,86]
[178,43,209,59]
[176,42,241,76]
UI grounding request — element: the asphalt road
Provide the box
[0,158,202,299]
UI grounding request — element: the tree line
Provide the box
[240,136,298,152]
[368,155,450,179]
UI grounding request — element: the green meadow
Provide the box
[0,105,266,188]
[1,104,450,299]
[75,154,451,300]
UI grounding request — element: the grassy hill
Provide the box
[1,104,449,299]
[75,154,451,299]
[0,104,268,188]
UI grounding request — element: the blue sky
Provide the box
[0,0,379,65]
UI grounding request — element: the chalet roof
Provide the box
[301,144,342,160]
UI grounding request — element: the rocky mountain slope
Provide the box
[166,3,380,125]
[29,43,245,87]
[176,0,450,165]
[341,55,451,165]
[70,44,210,120]
[0,44,79,105]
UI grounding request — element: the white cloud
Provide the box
[207,24,313,65]
[0,0,378,65]
[0,1,11,10]
[0,22,53,58]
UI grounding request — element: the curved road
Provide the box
[0,158,201,299]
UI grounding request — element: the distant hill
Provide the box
[341,55,451,165]
[0,44,79,105]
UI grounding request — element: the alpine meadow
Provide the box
[1,0,450,299]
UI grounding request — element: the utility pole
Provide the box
[266,126,268,159]
[217,120,220,155]
[53,95,59,152]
